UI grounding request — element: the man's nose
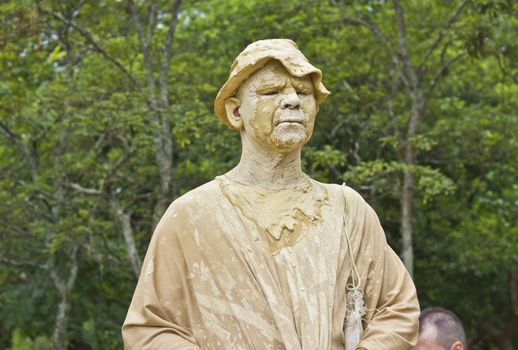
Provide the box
[281,89,301,110]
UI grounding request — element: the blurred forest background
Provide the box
[1,0,517,349]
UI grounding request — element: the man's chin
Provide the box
[271,132,309,151]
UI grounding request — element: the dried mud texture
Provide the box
[122,182,419,350]
[218,175,328,254]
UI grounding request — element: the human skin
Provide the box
[413,325,446,350]
[413,325,465,350]
[223,60,317,189]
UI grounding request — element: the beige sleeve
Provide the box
[356,244,420,350]
[344,188,419,350]
[122,205,202,350]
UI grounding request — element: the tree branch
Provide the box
[65,244,78,290]
[341,16,408,86]
[110,198,142,278]
[62,0,85,39]
[146,0,158,45]
[418,0,471,68]
[23,195,56,222]
[68,179,142,279]
[393,0,418,89]
[67,183,102,195]
[159,0,182,107]
[70,0,86,19]
[329,118,347,140]
[93,125,112,151]
[427,53,466,95]
[37,3,139,86]
[26,189,55,215]
[48,243,78,296]
[48,256,66,294]
[0,256,48,270]
[438,39,453,67]
[0,121,38,180]
[0,121,27,155]
[128,0,158,110]
[128,0,147,48]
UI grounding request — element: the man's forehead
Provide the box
[415,324,445,350]
[245,61,313,87]
[421,324,439,340]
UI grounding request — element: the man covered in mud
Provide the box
[122,39,419,350]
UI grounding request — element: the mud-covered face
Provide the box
[236,60,317,153]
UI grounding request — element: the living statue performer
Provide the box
[122,39,419,350]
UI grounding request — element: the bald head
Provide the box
[414,308,467,350]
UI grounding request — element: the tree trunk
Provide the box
[49,245,78,350]
[400,167,415,276]
[342,0,470,277]
[152,119,174,229]
[52,293,70,350]
[400,89,424,276]
[127,0,181,231]
[110,198,142,278]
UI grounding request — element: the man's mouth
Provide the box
[274,119,304,126]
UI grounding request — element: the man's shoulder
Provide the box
[313,180,368,207]
[170,179,222,211]
[156,180,222,232]
[313,180,378,223]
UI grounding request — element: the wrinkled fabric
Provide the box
[122,179,419,350]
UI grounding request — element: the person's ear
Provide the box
[450,341,464,350]
[224,97,242,130]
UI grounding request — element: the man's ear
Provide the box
[224,97,242,130]
[450,341,464,350]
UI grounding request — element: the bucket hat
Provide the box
[214,39,330,127]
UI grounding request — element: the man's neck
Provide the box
[225,137,308,190]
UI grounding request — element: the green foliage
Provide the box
[1,0,517,349]
[344,160,455,204]
[7,329,52,350]
[303,145,346,182]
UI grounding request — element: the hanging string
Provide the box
[341,184,366,350]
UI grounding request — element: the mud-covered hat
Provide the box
[214,39,330,127]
